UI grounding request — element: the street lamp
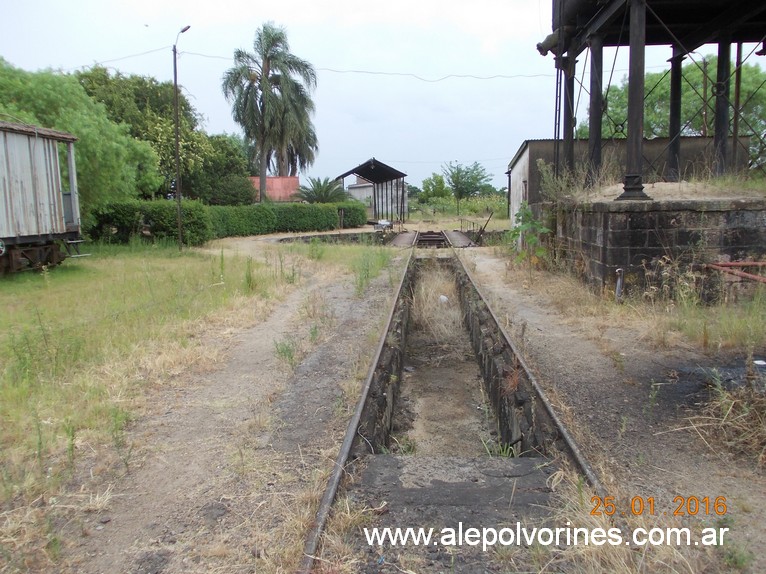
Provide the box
[173,24,190,251]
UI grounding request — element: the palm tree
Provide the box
[294,177,350,203]
[221,22,316,199]
[270,84,318,176]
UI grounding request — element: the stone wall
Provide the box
[550,198,766,291]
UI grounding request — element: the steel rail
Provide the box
[454,249,605,495]
[300,247,603,572]
[298,247,414,574]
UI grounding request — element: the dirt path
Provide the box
[57,239,401,574]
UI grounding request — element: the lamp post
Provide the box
[173,25,190,251]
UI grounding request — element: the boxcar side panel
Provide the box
[0,131,11,238]
[0,130,67,241]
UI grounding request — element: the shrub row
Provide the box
[88,200,212,246]
[207,204,277,238]
[271,203,338,232]
[88,200,367,244]
[334,201,368,227]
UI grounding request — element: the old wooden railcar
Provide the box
[0,121,83,273]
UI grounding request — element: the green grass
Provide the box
[663,285,766,350]
[274,337,298,369]
[283,242,394,296]
[352,247,392,296]
[0,240,289,503]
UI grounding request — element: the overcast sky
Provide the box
[0,0,731,189]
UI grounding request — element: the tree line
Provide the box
[0,22,320,223]
[409,162,505,215]
[576,55,766,169]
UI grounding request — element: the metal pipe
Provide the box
[714,39,731,176]
[706,263,766,283]
[617,0,650,199]
[732,42,743,170]
[667,48,684,182]
[588,34,603,185]
[708,261,766,268]
[563,56,576,174]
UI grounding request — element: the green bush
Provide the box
[334,201,368,228]
[207,204,277,238]
[462,196,509,219]
[86,200,213,246]
[203,174,257,206]
[90,200,363,244]
[271,203,338,232]
[88,200,143,243]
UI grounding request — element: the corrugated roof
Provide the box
[553,0,766,53]
[335,157,407,184]
[0,121,77,142]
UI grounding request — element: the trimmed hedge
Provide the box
[87,199,369,245]
[335,201,368,228]
[207,204,277,238]
[89,200,143,243]
[144,200,212,246]
[271,203,339,232]
[87,199,213,246]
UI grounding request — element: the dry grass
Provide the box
[690,372,766,468]
[0,235,403,573]
[541,470,722,573]
[411,262,464,347]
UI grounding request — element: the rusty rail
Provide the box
[299,248,413,574]
[299,249,602,572]
[455,250,604,495]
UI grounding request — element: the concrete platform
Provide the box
[345,455,557,572]
[445,230,475,248]
[388,231,417,247]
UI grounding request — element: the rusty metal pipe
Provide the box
[708,261,766,267]
[706,263,766,284]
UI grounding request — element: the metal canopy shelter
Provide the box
[336,158,407,222]
[540,0,766,199]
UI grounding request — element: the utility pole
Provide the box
[173,25,191,251]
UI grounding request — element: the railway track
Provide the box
[299,247,599,573]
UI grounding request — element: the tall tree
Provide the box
[184,134,254,205]
[0,58,161,215]
[76,66,210,198]
[442,162,492,215]
[576,56,766,167]
[270,85,318,176]
[222,23,317,199]
[419,173,450,203]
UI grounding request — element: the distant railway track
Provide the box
[299,245,600,572]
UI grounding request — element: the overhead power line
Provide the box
[316,68,553,82]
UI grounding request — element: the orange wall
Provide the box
[248,176,300,202]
